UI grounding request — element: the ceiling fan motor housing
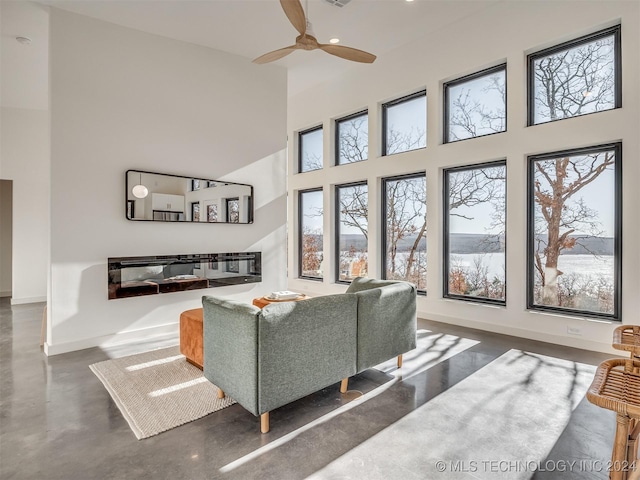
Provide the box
[323,0,352,7]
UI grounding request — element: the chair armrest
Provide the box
[202,295,261,415]
[354,282,417,372]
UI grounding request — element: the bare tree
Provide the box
[338,185,368,240]
[385,127,425,155]
[302,151,322,171]
[385,176,426,289]
[448,72,505,141]
[449,165,506,247]
[448,166,505,214]
[338,116,368,163]
[532,151,614,305]
[530,36,617,311]
[533,36,615,122]
[446,165,506,299]
[338,122,428,285]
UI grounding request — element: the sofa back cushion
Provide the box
[345,277,404,294]
[257,294,358,414]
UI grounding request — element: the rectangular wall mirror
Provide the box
[126,170,253,223]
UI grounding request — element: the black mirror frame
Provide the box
[125,169,254,224]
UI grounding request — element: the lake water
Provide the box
[450,253,614,281]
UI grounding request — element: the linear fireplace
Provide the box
[107,252,261,300]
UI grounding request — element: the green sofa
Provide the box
[202,277,417,433]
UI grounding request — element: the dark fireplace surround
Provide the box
[108,252,261,300]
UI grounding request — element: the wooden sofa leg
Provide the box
[261,412,270,433]
[340,378,349,394]
[397,354,403,368]
[217,389,225,399]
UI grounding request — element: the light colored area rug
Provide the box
[89,346,235,439]
[307,349,596,480]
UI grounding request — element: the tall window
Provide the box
[444,64,506,143]
[382,173,427,292]
[226,198,239,223]
[336,111,368,165]
[298,189,324,279]
[191,202,200,222]
[444,162,506,303]
[336,182,368,282]
[299,126,323,173]
[527,143,621,320]
[528,25,621,126]
[382,91,426,155]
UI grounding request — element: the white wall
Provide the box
[48,9,288,355]
[0,180,12,297]
[0,107,50,304]
[287,1,640,354]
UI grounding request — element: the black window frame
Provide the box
[298,125,324,174]
[191,179,201,191]
[443,160,507,305]
[381,172,427,295]
[298,187,324,281]
[443,64,507,144]
[526,142,622,321]
[335,180,368,284]
[335,110,369,166]
[527,25,622,127]
[382,90,427,156]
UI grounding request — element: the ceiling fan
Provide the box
[253,0,376,64]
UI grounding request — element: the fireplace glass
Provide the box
[107,252,261,300]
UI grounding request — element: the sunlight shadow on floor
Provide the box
[219,329,479,474]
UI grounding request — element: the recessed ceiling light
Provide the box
[406,0,415,2]
[329,38,340,44]
[16,36,32,46]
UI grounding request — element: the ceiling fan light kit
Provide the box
[323,0,352,7]
[253,0,375,64]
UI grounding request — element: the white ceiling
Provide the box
[1,0,500,110]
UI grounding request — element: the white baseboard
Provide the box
[0,291,11,298]
[11,296,46,305]
[419,311,617,355]
[44,322,179,356]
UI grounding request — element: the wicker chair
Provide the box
[588,357,640,480]
[613,326,640,359]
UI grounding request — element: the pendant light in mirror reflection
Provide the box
[132,172,149,199]
[125,169,254,224]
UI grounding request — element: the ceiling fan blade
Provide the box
[280,0,307,35]
[318,44,376,64]
[253,45,300,64]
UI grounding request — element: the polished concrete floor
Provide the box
[0,298,618,480]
